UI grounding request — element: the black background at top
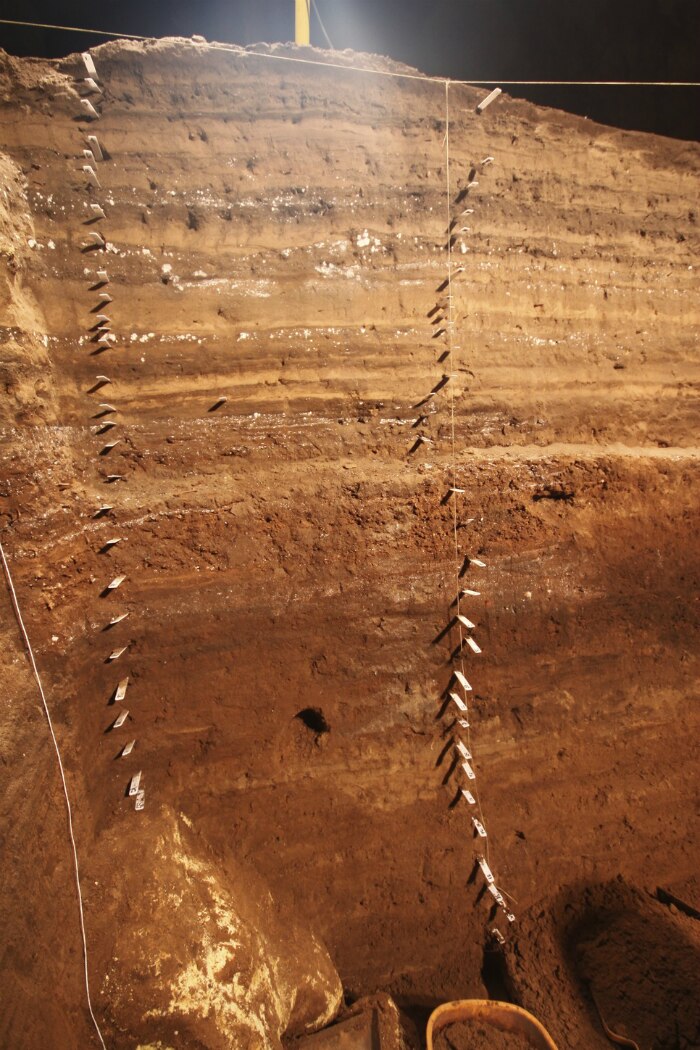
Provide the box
[1,0,699,141]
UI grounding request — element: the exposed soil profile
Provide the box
[0,34,698,1050]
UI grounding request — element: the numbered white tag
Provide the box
[449,691,468,712]
[476,87,502,113]
[114,677,129,702]
[488,884,505,907]
[86,135,104,161]
[81,52,98,78]
[472,817,487,837]
[478,856,495,884]
[80,99,100,119]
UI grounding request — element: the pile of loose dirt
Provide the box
[505,878,700,1049]
[434,1021,533,1050]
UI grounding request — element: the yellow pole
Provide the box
[295,0,310,44]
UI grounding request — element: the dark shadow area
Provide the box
[294,707,330,734]
[481,943,513,1002]
[87,378,110,393]
[533,486,575,502]
[565,883,700,1049]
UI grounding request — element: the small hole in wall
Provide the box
[294,708,330,735]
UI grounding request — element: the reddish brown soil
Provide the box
[505,880,700,1049]
[0,36,698,1050]
[434,1023,532,1050]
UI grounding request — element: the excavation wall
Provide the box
[0,39,698,1049]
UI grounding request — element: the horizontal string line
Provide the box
[1,20,698,88]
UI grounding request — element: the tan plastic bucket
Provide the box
[426,999,559,1050]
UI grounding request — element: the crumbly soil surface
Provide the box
[505,879,700,1050]
[0,36,698,1050]
[434,1023,532,1050]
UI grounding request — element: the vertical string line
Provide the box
[443,80,491,867]
[0,541,107,1049]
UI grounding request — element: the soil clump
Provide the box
[434,1022,532,1050]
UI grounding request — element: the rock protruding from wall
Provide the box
[95,809,342,1047]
